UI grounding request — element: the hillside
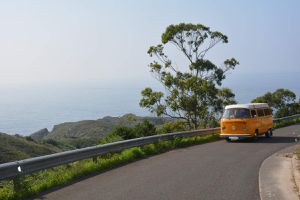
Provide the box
[31,114,174,148]
[1,114,175,163]
[47,114,172,139]
[0,133,61,164]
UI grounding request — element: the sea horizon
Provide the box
[0,71,299,136]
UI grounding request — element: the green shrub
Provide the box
[99,120,158,142]
[133,120,157,137]
[157,121,187,134]
[142,144,158,155]
[98,133,123,144]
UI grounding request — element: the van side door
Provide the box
[250,109,259,134]
[257,109,265,134]
[263,108,272,130]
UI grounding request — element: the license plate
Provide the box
[229,136,239,140]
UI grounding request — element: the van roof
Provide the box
[225,103,269,109]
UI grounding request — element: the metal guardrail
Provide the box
[1,113,300,182]
[0,127,219,181]
[273,114,300,123]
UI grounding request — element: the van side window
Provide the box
[257,109,264,117]
[251,110,257,118]
[264,109,270,116]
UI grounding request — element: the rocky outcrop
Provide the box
[31,128,49,140]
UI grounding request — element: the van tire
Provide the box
[270,129,273,136]
[265,129,271,138]
[225,138,231,142]
[265,129,272,138]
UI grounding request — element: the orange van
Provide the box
[220,103,273,141]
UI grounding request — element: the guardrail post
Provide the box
[92,156,97,163]
[13,176,22,193]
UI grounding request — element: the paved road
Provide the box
[34,125,300,200]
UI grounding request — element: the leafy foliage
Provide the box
[100,120,157,141]
[98,133,123,145]
[251,88,300,118]
[140,23,238,129]
[100,120,199,143]
[157,121,187,134]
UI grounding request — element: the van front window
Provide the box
[222,108,251,119]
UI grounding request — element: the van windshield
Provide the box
[222,108,251,119]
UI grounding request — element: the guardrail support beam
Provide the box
[92,156,97,163]
[13,176,22,193]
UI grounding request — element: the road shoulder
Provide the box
[259,145,300,200]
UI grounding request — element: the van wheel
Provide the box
[225,138,231,142]
[265,129,271,138]
[270,129,273,136]
[265,129,272,138]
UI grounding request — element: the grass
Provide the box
[0,133,220,200]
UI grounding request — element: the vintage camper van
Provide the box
[220,103,273,141]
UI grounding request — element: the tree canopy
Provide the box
[251,88,300,118]
[140,23,239,129]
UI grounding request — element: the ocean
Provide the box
[0,85,148,135]
[0,72,299,136]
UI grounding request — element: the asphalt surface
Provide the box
[33,124,300,200]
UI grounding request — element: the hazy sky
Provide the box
[1,0,300,134]
[0,0,299,94]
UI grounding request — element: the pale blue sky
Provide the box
[1,0,300,134]
[0,0,299,97]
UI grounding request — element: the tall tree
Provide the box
[251,88,300,117]
[140,23,239,129]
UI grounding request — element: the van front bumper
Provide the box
[220,134,253,139]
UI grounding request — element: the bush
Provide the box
[100,120,158,142]
[98,133,123,144]
[25,136,34,142]
[157,121,187,134]
[110,125,136,140]
[133,120,157,137]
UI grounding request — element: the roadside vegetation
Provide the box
[0,133,220,200]
[273,116,300,129]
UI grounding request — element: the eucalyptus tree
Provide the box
[140,23,239,129]
[252,88,300,117]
